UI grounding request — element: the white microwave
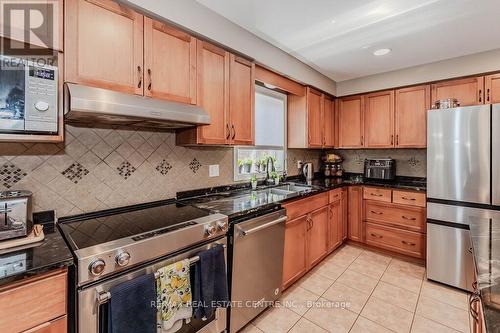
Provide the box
[0,55,58,134]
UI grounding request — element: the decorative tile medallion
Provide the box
[189,158,201,173]
[62,162,90,184]
[0,163,27,188]
[408,156,420,167]
[117,161,136,179]
[156,159,172,175]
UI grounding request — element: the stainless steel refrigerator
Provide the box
[427,104,500,291]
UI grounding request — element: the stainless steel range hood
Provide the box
[64,83,210,129]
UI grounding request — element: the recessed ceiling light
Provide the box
[373,48,392,56]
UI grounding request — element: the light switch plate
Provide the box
[209,164,219,177]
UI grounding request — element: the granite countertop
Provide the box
[0,225,74,287]
[469,217,500,333]
[178,175,426,220]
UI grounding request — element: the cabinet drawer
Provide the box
[365,223,425,258]
[365,201,425,232]
[392,190,426,207]
[363,187,392,203]
[0,269,67,333]
[24,316,67,333]
[283,192,329,221]
[329,188,343,203]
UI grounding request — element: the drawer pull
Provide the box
[401,196,416,201]
[370,210,383,215]
[402,215,417,221]
[401,240,416,246]
[370,193,383,197]
[370,233,383,239]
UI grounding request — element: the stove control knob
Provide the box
[205,224,217,237]
[217,221,228,232]
[115,251,131,267]
[89,259,106,276]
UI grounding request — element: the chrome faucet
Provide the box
[265,157,276,185]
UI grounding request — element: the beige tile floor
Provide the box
[240,244,471,333]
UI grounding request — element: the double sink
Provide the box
[262,184,312,196]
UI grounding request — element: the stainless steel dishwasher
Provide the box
[229,208,287,333]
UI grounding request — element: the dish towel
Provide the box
[192,244,229,320]
[108,273,156,333]
[157,259,192,333]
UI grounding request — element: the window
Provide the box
[234,85,287,181]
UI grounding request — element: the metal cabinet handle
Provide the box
[137,66,142,88]
[401,196,416,201]
[370,210,383,215]
[241,216,287,236]
[370,193,383,197]
[231,124,236,140]
[487,88,491,102]
[391,135,394,145]
[370,233,383,239]
[147,68,152,91]
[396,134,399,146]
[479,89,482,103]
[226,124,230,139]
[361,135,364,146]
[401,240,416,246]
[468,247,474,254]
[402,215,417,221]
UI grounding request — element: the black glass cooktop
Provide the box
[58,201,211,250]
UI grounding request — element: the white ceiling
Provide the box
[196,0,500,82]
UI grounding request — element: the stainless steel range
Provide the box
[58,199,228,333]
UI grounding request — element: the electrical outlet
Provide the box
[297,160,303,169]
[209,164,219,177]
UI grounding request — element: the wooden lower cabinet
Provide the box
[328,199,343,251]
[365,223,425,258]
[0,269,67,333]
[347,186,363,241]
[282,215,308,288]
[307,206,329,267]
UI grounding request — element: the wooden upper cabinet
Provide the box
[395,85,430,148]
[307,88,323,148]
[364,90,395,148]
[338,95,364,148]
[307,206,329,268]
[65,0,144,95]
[229,55,255,145]
[485,74,500,104]
[144,18,197,104]
[323,95,335,148]
[431,77,484,106]
[193,40,229,145]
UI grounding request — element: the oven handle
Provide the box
[240,216,287,236]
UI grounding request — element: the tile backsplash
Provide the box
[0,125,321,216]
[331,149,427,177]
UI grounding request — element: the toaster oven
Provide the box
[0,55,58,134]
[364,159,396,180]
[0,191,33,241]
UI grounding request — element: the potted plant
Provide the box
[255,160,261,172]
[237,159,244,173]
[250,174,258,190]
[243,159,253,173]
[270,171,280,185]
[259,156,268,173]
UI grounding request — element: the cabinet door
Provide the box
[395,85,430,148]
[144,18,197,104]
[65,0,143,95]
[485,74,500,104]
[196,40,230,144]
[338,96,364,148]
[323,95,335,148]
[348,186,363,242]
[307,88,323,148]
[431,77,484,106]
[364,90,395,148]
[342,188,348,241]
[307,206,329,268]
[229,55,255,145]
[328,201,342,252]
[282,216,308,289]
[26,316,67,333]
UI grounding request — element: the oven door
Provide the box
[78,237,227,333]
[0,55,26,131]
